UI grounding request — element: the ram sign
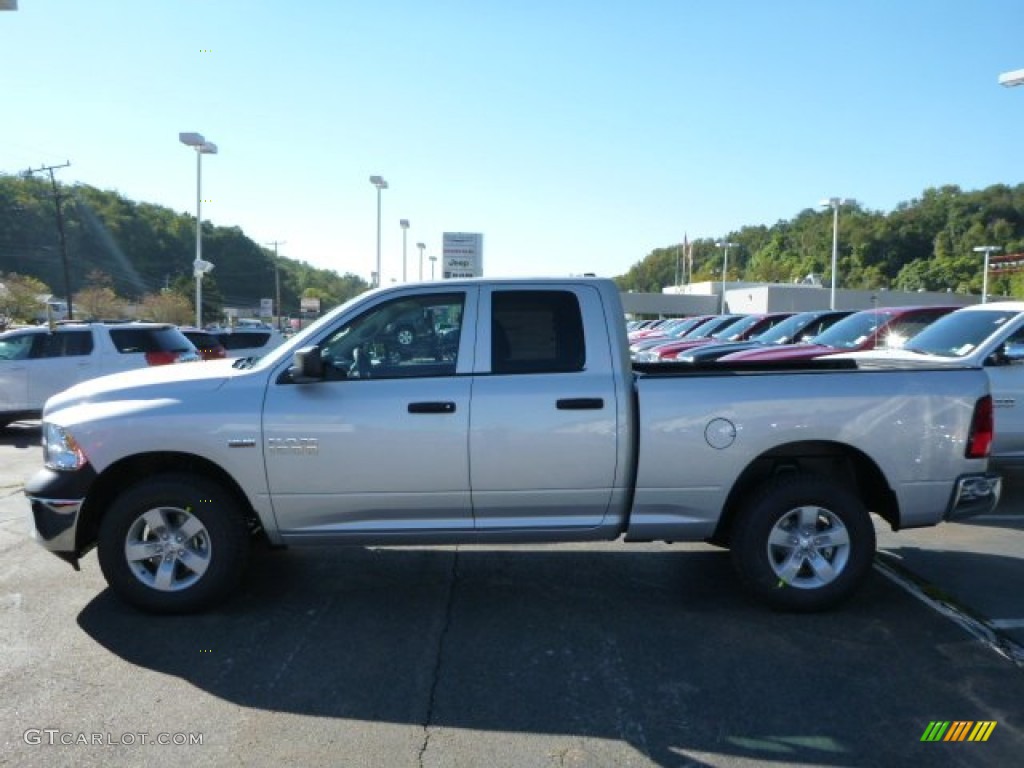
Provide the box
[442,232,483,279]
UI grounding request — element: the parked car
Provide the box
[628,315,716,355]
[210,327,285,359]
[633,315,744,361]
[179,328,227,361]
[0,322,199,427]
[718,306,959,362]
[675,310,854,363]
[836,301,1024,467]
[642,312,795,362]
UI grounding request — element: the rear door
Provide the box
[25,330,97,408]
[469,286,619,531]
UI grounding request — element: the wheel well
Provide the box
[710,441,897,546]
[77,452,265,554]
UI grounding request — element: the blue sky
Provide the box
[3,1,1024,284]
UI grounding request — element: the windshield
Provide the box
[664,316,707,338]
[685,315,739,339]
[903,309,1018,358]
[812,311,894,350]
[711,314,760,340]
[753,313,811,344]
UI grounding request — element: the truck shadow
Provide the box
[76,546,1021,766]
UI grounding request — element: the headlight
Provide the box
[43,423,88,471]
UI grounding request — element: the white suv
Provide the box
[0,322,199,427]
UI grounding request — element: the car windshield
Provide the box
[684,315,738,339]
[903,310,1019,358]
[812,311,895,350]
[753,313,811,344]
[710,314,760,339]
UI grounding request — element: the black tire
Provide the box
[97,473,250,614]
[730,472,875,612]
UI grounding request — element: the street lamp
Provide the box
[429,254,437,280]
[180,132,218,327]
[266,240,285,330]
[369,175,388,286]
[416,241,426,281]
[998,68,1024,87]
[819,197,854,310]
[715,241,738,313]
[973,245,1001,303]
[400,219,410,282]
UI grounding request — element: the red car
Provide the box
[718,305,959,362]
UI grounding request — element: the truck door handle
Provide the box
[556,398,604,410]
[408,401,457,414]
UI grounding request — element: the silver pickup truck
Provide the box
[25,278,1000,614]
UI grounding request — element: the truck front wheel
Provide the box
[730,473,875,612]
[97,473,250,614]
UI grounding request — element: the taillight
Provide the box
[966,395,994,459]
[145,350,177,366]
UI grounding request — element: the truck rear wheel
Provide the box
[97,473,249,614]
[730,473,875,612]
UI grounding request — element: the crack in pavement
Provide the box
[418,547,459,768]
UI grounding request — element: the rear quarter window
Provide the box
[110,327,192,354]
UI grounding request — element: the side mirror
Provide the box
[1002,341,1024,364]
[289,345,325,383]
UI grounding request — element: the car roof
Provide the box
[949,301,1024,313]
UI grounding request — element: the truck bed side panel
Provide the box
[629,367,990,539]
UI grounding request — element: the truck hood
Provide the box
[44,359,245,417]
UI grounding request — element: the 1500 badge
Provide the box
[266,437,319,456]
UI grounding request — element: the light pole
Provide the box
[180,132,218,327]
[973,245,1001,303]
[400,219,410,282]
[429,254,437,280]
[369,175,388,286]
[819,197,854,310]
[266,240,285,330]
[715,241,738,313]
[416,241,426,281]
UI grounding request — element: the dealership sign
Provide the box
[442,232,483,279]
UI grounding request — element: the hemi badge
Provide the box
[228,439,257,448]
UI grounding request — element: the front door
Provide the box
[262,289,476,538]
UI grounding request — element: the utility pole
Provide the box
[24,161,73,319]
[265,240,286,331]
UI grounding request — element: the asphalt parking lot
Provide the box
[0,421,1021,767]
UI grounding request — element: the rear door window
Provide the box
[491,290,585,374]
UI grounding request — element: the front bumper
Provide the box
[945,472,1002,521]
[24,465,98,570]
